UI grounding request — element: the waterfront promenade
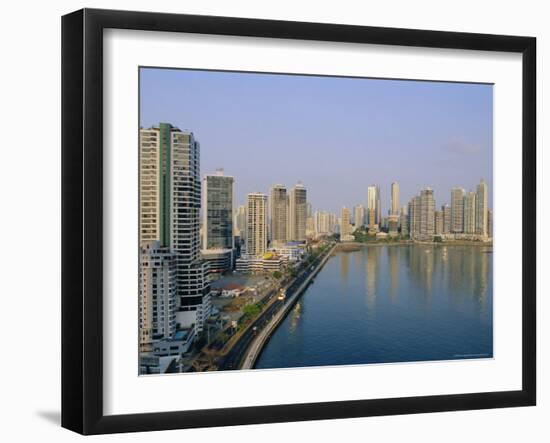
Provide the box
[241,242,337,369]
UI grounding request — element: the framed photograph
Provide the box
[62,8,536,435]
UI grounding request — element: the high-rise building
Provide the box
[328,212,338,234]
[340,207,353,241]
[400,206,409,237]
[434,210,443,235]
[388,214,399,236]
[419,188,435,239]
[354,204,366,228]
[442,204,451,234]
[305,202,314,237]
[289,182,307,241]
[139,124,211,333]
[476,179,488,236]
[391,182,400,215]
[306,215,315,238]
[203,169,234,250]
[234,205,247,238]
[463,191,477,234]
[139,127,165,245]
[487,209,493,238]
[367,185,381,225]
[368,207,378,234]
[246,193,268,256]
[409,195,420,238]
[167,127,211,332]
[451,187,465,233]
[269,184,288,246]
[139,241,177,348]
[314,211,330,237]
[202,169,234,274]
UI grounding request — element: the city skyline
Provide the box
[140,67,493,214]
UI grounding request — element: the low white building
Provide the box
[150,328,195,358]
[270,243,305,262]
[235,254,285,273]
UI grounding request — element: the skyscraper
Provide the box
[434,209,443,235]
[391,182,400,215]
[367,185,381,225]
[409,195,422,239]
[442,204,451,234]
[167,127,211,332]
[400,206,409,237]
[314,211,330,237]
[476,179,488,236]
[269,184,288,246]
[203,169,234,250]
[246,193,268,256]
[139,241,177,347]
[388,214,399,236]
[451,187,465,233]
[368,207,377,234]
[289,182,307,241]
[340,207,352,241]
[463,191,476,234]
[139,124,211,333]
[419,188,435,239]
[354,204,366,228]
[234,205,247,238]
[139,127,164,245]
[305,202,314,238]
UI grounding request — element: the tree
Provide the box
[272,271,282,279]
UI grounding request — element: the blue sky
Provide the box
[140,68,492,214]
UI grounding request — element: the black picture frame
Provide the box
[61,8,536,435]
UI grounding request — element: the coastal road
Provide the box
[218,295,283,370]
[219,243,335,371]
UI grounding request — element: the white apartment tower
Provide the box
[314,211,331,237]
[475,179,488,236]
[354,205,366,228]
[246,193,268,256]
[234,205,247,238]
[139,241,177,348]
[391,182,400,215]
[139,124,211,333]
[367,185,381,225]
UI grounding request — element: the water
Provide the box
[255,244,493,369]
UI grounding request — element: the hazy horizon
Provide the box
[140,67,493,215]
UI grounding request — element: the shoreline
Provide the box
[337,241,493,252]
[241,243,337,370]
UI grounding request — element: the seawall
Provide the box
[241,243,337,369]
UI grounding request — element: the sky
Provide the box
[140,67,493,215]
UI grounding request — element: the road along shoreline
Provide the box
[241,242,337,370]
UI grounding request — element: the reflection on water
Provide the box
[340,253,350,287]
[256,245,493,370]
[365,247,378,308]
